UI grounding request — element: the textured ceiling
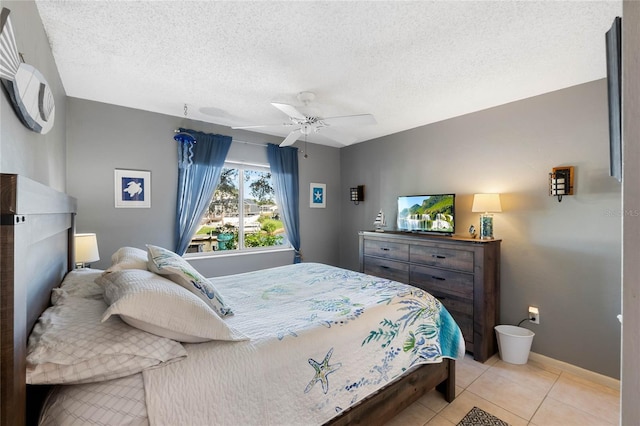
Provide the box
[34,0,621,147]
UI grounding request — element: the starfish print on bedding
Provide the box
[304,348,342,394]
[372,358,392,382]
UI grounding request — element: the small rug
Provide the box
[456,406,510,426]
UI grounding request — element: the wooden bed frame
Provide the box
[1,174,76,426]
[0,173,455,426]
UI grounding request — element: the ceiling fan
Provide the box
[232,92,376,147]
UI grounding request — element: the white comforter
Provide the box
[143,263,465,426]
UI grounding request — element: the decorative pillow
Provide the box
[51,268,104,305]
[103,246,148,275]
[97,269,247,343]
[146,244,233,317]
[38,374,148,426]
[26,298,186,385]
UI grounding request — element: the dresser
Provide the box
[358,231,501,362]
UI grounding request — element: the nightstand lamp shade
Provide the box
[471,194,502,240]
[75,233,100,268]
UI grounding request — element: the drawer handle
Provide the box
[380,265,390,269]
[380,247,390,251]
[432,254,446,259]
[431,276,446,281]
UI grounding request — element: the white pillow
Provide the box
[103,246,148,274]
[146,244,233,317]
[27,298,186,385]
[51,268,104,305]
[97,269,247,343]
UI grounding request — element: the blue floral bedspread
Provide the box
[142,263,465,426]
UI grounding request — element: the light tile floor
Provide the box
[385,354,620,426]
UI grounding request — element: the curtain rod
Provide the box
[173,129,272,147]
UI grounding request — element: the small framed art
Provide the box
[114,169,151,208]
[310,182,326,208]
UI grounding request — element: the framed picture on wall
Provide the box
[310,182,326,208]
[115,169,151,208]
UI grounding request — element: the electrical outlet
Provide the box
[528,306,540,324]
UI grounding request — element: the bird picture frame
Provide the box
[114,169,151,208]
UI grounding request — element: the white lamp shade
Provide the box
[75,233,100,264]
[471,194,502,213]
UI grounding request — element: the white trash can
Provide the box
[494,325,535,364]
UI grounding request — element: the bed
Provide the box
[1,173,462,426]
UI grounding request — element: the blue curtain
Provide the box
[175,128,232,255]
[267,143,301,263]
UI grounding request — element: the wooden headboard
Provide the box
[1,174,77,426]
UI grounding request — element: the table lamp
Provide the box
[471,194,502,240]
[75,233,100,268]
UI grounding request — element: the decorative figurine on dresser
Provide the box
[373,210,386,232]
[358,230,501,362]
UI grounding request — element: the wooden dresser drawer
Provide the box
[363,256,409,282]
[410,265,473,298]
[410,244,474,272]
[364,239,409,262]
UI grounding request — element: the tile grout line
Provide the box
[526,367,563,425]
[459,355,494,390]
[474,359,564,423]
[455,356,619,426]
[542,371,620,426]
[393,355,616,426]
[459,387,530,425]
[464,362,532,424]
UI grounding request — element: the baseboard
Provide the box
[528,351,620,391]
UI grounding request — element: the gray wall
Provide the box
[622,1,639,423]
[5,0,626,383]
[339,80,622,378]
[0,1,67,190]
[66,98,341,275]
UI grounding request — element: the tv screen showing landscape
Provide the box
[397,194,455,234]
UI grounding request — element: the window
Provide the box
[186,163,288,254]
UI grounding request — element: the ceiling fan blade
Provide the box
[279,129,302,147]
[271,102,307,120]
[232,124,274,130]
[231,123,288,130]
[316,126,357,145]
[321,113,377,127]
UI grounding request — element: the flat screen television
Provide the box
[606,16,622,182]
[396,194,455,235]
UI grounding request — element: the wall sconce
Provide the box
[471,193,502,240]
[75,233,100,268]
[549,166,574,202]
[350,185,364,205]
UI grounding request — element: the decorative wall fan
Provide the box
[232,92,376,147]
